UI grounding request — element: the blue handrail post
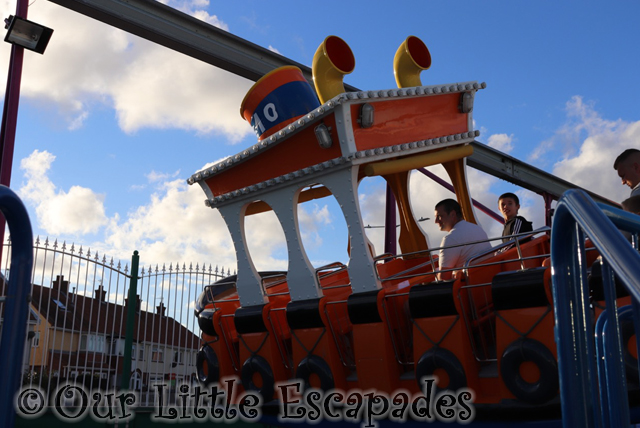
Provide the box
[630,234,640,388]
[600,261,630,426]
[553,189,640,427]
[551,200,602,428]
[0,186,33,428]
[594,312,610,426]
[633,299,640,387]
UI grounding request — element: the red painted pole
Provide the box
[418,167,504,224]
[0,0,29,261]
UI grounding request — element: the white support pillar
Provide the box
[264,185,322,302]
[321,166,381,293]
[218,203,266,307]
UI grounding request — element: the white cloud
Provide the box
[538,96,640,203]
[111,45,252,139]
[15,149,285,271]
[147,170,181,183]
[358,177,388,254]
[165,0,228,28]
[18,150,109,235]
[102,177,238,266]
[487,133,514,153]
[243,210,287,271]
[1,0,253,140]
[297,202,332,254]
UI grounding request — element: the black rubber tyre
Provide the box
[415,347,466,392]
[500,338,559,405]
[295,355,335,391]
[241,355,275,402]
[196,345,219,385]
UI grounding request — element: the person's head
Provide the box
[498,192,520,221]
[621,195,640,215]
[614,149,640,190]
[434,199,463,232]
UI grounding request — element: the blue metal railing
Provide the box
[551,189,640,428]
[0,186,33,428]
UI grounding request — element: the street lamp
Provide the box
[0,13,53,261]
[0,4,52,427]
[4,15,53,54]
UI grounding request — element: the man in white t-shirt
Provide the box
[434,199,492,280]
[614,149,640,198]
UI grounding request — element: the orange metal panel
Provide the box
[204,116,342,198]
[351,94,468,151]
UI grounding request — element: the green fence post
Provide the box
[120,250,139,390]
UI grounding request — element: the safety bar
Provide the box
[266,307,293,371]
[219,313,240,371]
[261,273,288,296]
[315,261,346,275]
[0,186,33,428]
[315,262,350,290]
[373,248,438,280]
[323,299,355,370]
[463,227,550,272]
[204,280,239,304]
[456,281,496,362]
[374,228,549,284]
[381,293,414,367]
[551,189,640,428]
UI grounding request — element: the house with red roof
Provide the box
[25,275,200,391]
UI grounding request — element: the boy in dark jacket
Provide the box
[498,192,533,243]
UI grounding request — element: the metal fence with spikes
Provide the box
[0,236,231,405]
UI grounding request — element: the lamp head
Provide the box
[4,15,53,54]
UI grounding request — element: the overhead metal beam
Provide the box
[468,141,619,207]
[45,0,360,91]
[47,0,616,207]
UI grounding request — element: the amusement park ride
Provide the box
[6,0,640,427]
[184,31,627,419]
[188,31,562,408]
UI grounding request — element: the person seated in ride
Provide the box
[498,192,533,245]
[614,148,640,199]
[622,195,640,215]
[434,199,492,280]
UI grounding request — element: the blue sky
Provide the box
[1,0,639,272]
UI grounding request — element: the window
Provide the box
[130,344,144,360]
[111,338,124,355]
[52,299,66,311]
[149,375,163,386]
[31,332,40,348]
[173,350,184,365]
[79,334,106,353]
[151,346,163,362]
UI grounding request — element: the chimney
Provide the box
[52,275,69,296]
[95,285,106,302]
[125,295,141,313]
[156,302,166,317]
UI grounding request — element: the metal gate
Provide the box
[0,236,230,407]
